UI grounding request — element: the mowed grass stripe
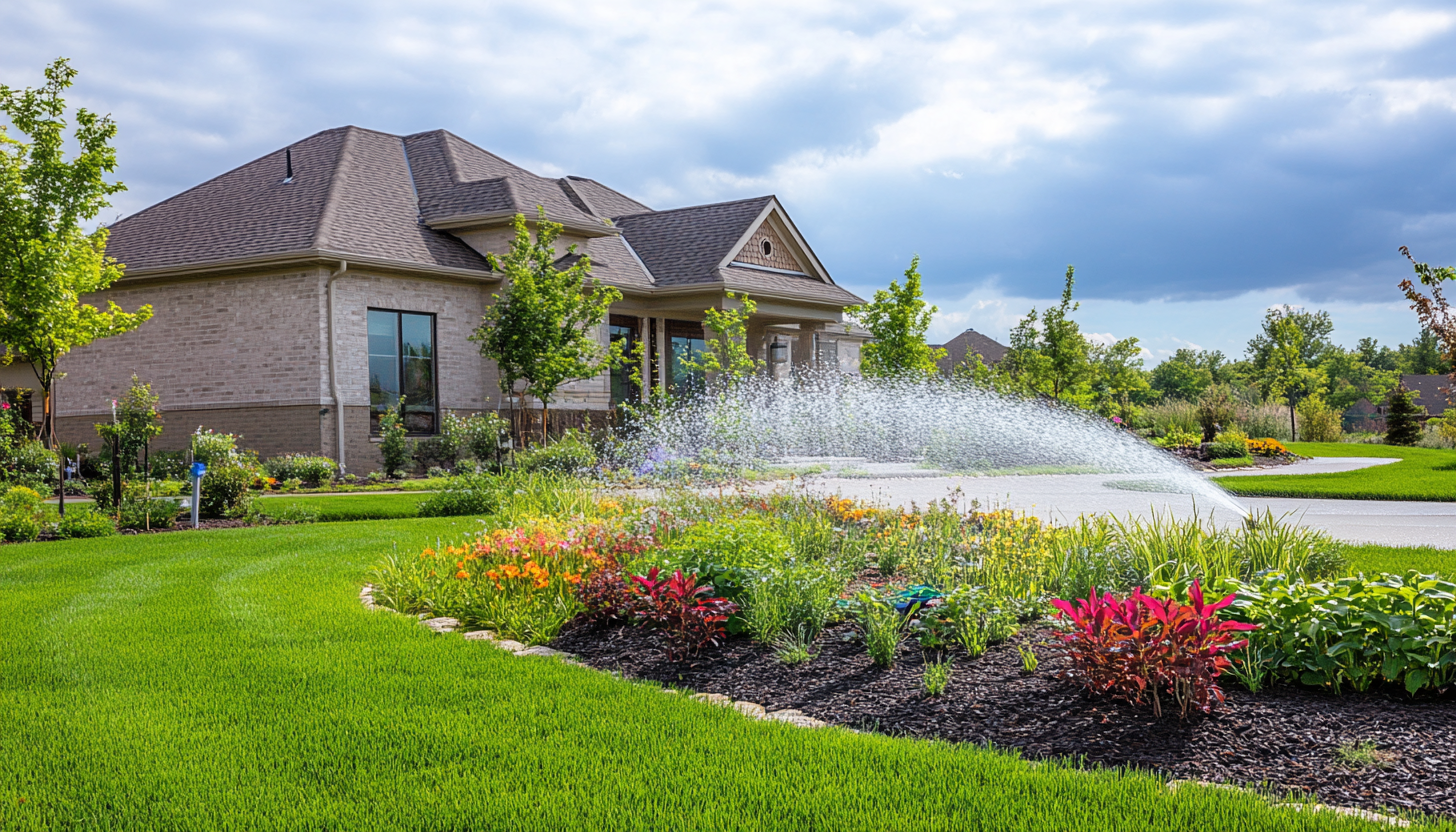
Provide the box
[1216,442,1456,501]
[256,492,431,522]
[0,520,1428,830]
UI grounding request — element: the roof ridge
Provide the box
[311,125,359,250]
[615,194,772,220]
[433,129,541,183]
[557,177,598,217]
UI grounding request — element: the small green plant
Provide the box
[856,592,905,668]
[1332,740,1396,770]
[198,462,258,519]
[0,485,45,542]
[1016,644,1039,675]
[378,399,411,477]
[771,628,817,666]
[190,428,239,466]
[54,507,116,539]
[922,657,951,696]
[742,563,845,644]
[461,412,508,462]
[416,472,502,518]
[263,454,337,486]
[514,430,597,474]
[263,502,321,525]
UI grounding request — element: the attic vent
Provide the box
[761,239,773,257]
[283,147,294,184]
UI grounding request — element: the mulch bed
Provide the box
[553,619,1456,820]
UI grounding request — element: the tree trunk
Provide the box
[51,387,65,517]
[1289,404,1297,442]
[541,401,550,445]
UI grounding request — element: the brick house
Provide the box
[932,328,1008,375]
[48,126,867,472]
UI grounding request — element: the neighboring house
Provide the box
[50,126,866,471]
[1342,397,1386,434]
[1401,374,1452,419]
[933,329,1008,375]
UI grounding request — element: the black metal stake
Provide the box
[112,433,122,519]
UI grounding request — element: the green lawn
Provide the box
[256,492,430,522]
[1215,442,1456,501]
[0,520,1420,831]
[1345,543,1456,577]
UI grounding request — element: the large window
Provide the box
[668,320,707,398]
[368,309,436,434]
[608,316,640,407]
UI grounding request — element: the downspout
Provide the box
[327,261,348,473]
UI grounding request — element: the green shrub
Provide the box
[378,404,410,477]
[118,493,180,530]
[263,454,337,486]
[1207,429,1250,460]
[149,450,188,480]
[263,502,320,525]
[1143,399,1200,438]
[1295,396,1343,443]
[55,508,116,539]
[663,518,790,601]
[1195,384,1240,441]
[461,412,508,461]
[1238,403,1293,442]
[416,473,502,518]
[2,439,56,495]
[1220,570,1456,695]
[199,462,258,519]
[514,430,596,474]
[1152,429,1199,449]
[190,428,240,466]
[0,485,46,542]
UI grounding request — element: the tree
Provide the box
[1397,248,1456,414]
[1001,266,1093,401]
[1088,336,1148,421]
[1246,306,1333,369]
[849,256,945,378]
[1149,348,1228,401]
[1384,384,1422,446]
[1256,315,1323,441]
[1357,337,1399,372]
[0,59,152,510]
[470,209,622,443]
[94,374,163,475]
[682,292,761,386]
[1395,329,1450,375]
[1315,347,1397,411]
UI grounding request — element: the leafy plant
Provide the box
[1016,644,1039,675]
[1218,570,1456,695]
[263,502,319,525]
[94,375,163,474]
[0,485,45,541]
[856,592,906,668]
[1050,581,1257,718]
[514,429,597,474]
[849,256,946,379]
[54,506,115,539]
[416,472,501,518]
[378,400,410,477]
[198,461,258,519]
[742,562,845,643]
[263,454,337,486]
[922,657,951,695]
[772,628,818,666]
[1332,740,1396,770]
[631,567,739,661]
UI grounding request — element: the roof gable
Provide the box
[614,197,772,287]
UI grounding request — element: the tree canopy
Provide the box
[470,209,622,441]
[0,58,152,449]
[849,256,945,378]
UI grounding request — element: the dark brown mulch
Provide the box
[553,620,1456,820]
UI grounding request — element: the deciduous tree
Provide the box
[683,291,761,386]
[471,209,622,443]
[849,256,945,378]
[0,59,152,508]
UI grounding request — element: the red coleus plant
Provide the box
[632,567,739,661]
[1050,581,1258,719]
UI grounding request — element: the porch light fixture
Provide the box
[769,338,788,363]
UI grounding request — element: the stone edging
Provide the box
[360,584,826,729]
[360,584,1412,824]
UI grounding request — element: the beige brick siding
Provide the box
[58,270,330,419]
[57,405,325,459]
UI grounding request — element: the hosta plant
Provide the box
[1050,581,1257,718]
[1218,570,1456,695]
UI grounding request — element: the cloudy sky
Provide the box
[5,0,1455,360]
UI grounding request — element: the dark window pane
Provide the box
[367,310,398,358]
[401,313,432,360]
[671,335,707,396]
[369,356,399,404]
[609,324,638,406]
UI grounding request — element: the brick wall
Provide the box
[57,404,325,459]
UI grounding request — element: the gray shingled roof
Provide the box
[1402,374,1451,417]
[107,125,858,309]
[106,126,491,273]
[934,329,1009,373]
[613,197,772,287]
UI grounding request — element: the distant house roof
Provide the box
[105,126,861,309]
[932,329,1009,374]
[1402,374,1452,417]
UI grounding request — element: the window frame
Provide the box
[367,307,439,436]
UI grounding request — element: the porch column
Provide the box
[638,316,650,403]
[793,322,825,372]
[656,317,669,392]
[745,319,768,372]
